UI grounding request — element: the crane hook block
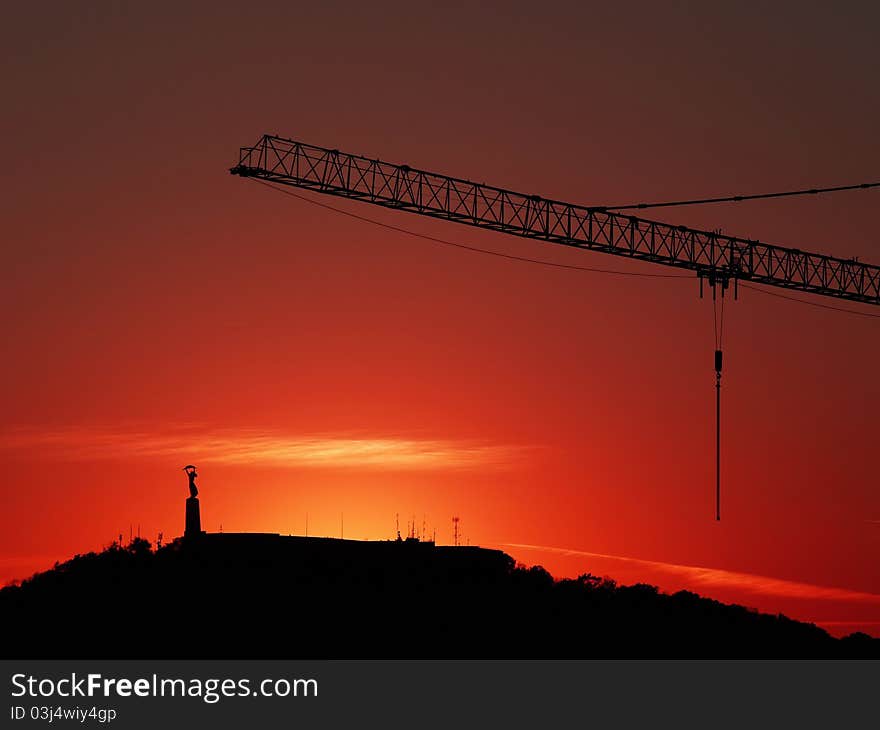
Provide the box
[714,349,723,374]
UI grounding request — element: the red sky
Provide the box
[2,2,878,637]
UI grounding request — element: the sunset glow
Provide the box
[2,1,878,642]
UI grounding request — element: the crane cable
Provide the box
[595,180,880,212]
[738,283,880,319]
[251,179,880,320]
[250,179,689,278]
[712,284,726,522]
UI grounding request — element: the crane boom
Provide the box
[231,134,880,306]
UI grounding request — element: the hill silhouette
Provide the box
[1,533,876,658]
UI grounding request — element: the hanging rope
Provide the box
[711,282,726,522]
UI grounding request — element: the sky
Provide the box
[2,1,878,637]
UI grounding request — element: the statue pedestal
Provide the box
[185,497,202,537]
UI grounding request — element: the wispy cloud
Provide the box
[0,425,520,470]
[502,543,880,604]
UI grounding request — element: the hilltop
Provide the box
[1,533,876,658]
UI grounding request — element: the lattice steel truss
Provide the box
[231,135,880,305]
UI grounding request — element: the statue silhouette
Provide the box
[183,465,198,498]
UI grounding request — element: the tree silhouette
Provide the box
[0,535,876,659]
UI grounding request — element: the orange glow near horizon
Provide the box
[2,2,878,640]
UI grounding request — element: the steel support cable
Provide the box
[596,181,880,212]
[738,283,880,319]
[250,179,691,279]
[249,179,880,321]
